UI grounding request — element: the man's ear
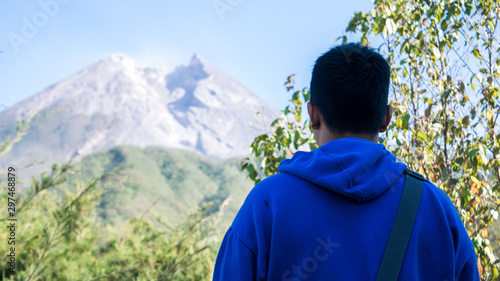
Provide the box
[307,102,321,130]
[379,104,393,132]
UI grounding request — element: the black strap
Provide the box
[375,168,424,281]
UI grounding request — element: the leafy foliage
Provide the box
[242,0,500,279]
[241,74,318,184]
[0,160,227,280]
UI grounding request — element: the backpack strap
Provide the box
[375,168,425,281]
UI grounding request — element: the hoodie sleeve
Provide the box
[458,253,480,281]
[212,227,258,281]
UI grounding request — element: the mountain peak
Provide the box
[190,53,205,66]
[102,53,136,69]
[189,54,217,72]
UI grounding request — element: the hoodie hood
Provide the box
[277,137,407,202]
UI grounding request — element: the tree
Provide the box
[241,0,500,279]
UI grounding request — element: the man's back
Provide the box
[213,138,479,280]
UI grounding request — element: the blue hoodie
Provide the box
[213,137,480,281]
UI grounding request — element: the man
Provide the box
[213,43,479,280]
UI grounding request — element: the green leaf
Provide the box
[440,20,448,31]
[472,48,481,59]
[271,118,281,127]
[417,131,427,142]
[354,11,365,20]
[284,106,290,115]
[462,115,470,127]
[471,175,480,186]
[346,17,359,32]
[396,117,403,129]
[487,20,495,33]
[292,91,301,103]
[302,89,310,102]
[427,6,437,17]
[468,148,479,158]
[416,31,423,40]
[249,111,260,125]
[402,113,411,128]
[492,89,499,99]
[293,130,300,148]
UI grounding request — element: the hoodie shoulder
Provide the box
[243,173,304,203]
[421,179,462,218]
[418,179,477,274]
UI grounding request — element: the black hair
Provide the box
[310,43,390,135]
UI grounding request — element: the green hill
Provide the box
[72,145,254,228]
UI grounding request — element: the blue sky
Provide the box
[0,0,375,111]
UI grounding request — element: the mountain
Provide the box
[0,53,280,180]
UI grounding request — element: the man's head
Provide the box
[307,43,393,145]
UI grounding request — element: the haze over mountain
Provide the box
[0,53,280,175]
